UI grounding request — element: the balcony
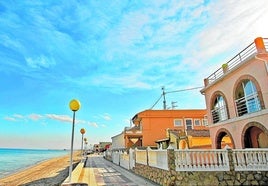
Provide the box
[203,38,268,87]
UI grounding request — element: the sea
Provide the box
[0,148,69,179]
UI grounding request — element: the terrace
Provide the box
[204,38,268,87]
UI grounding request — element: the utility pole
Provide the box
[162,86,167,110]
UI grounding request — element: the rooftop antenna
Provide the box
[171,101,178,109]
[162,86,167,110]
[150,86,203,110]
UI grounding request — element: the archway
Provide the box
[179,139,188,149]
[242,123,268,148]
[215,129,234,149]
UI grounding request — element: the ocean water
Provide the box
[0,148,69,178]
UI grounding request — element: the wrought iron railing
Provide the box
[211,105,228,123]
[235,93,261,116]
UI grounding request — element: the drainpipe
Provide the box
[254,37,268,73]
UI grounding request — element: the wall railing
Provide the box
[174,149,229,171]
[105,147,268,172]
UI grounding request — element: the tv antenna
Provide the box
[150,86,203,110]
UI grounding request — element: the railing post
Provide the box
[167,145,175,171]
[226,146,234,171]
[146,147,150,166]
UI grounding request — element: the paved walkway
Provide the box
[62,154,159,186]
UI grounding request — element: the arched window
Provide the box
[235,79,261,116]
[211,95,228,123]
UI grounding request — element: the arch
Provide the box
[233,75,264,116]
[215,128,235,149]
[241,122,268,148]
[179,139,188,149]
[210,91,229,124]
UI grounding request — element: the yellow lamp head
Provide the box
[80,128,86,134]
[69,99,81,111]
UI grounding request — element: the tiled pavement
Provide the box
[62,154,159,186]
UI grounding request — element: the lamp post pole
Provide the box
[68,99,81,183]
[80,128,86,162]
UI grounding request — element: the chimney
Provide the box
[254,37,266,53]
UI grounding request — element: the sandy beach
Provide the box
[0,151,81,186]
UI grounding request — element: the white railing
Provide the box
[148,147,169,170]
[174,149,229,171]
[106,148,268,172]
[233,149,268,171]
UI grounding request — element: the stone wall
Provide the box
[132,149,268,186]
[134,163,268,185]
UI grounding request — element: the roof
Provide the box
[132,109,207,122]
[187,130,210,137]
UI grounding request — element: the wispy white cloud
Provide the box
[102,113,112,121]
[88,122,98,128]
[45,114,72,123]
[4,116,17,122]
[4,113,99,127]
[28,114,43,121]
[25,55,56,69]
[13,114,24,119]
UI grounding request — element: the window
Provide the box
[194,119,201,126]
[235,79,261,116]
[202,119,208,126]
[211,95,228,123]
[174,119,183,126]
[185,119,192,130]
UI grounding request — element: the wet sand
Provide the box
[0,151,81,186]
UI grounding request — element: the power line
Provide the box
[149,86,204,110]
[149,94,163,110]
[165,86,204,94]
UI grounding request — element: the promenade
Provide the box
[62,154,158,186]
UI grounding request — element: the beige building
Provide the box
[156,128,212,149]
[201,37,268,149]
[111,131,126,150]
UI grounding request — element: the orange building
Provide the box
[201,37,268,149]
[126,109,209,148]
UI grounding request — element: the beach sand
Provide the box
[0,151,81,186]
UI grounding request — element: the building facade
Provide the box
[200,37,268,149]
[130,109,208,148]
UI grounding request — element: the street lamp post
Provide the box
[68,99,81,183]
[84,138,88,158]
[80,128,86,161]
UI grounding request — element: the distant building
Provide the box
[128,109,209,148]
[111,131,125,150]
[93,142,112,152]
[200,37,268,149]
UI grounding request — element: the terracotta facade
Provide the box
[130,109,208,148]
[201,37,268,149]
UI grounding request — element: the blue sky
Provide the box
[0,0,267,149]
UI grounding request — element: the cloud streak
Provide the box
[3,113,101,128]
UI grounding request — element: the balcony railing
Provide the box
[205,38,268,86]
[211,106,228,123]
[235,93,261,116]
